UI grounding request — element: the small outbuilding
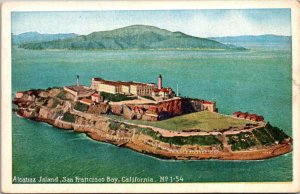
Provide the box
[232,111,242,117]
[91,93,103,103]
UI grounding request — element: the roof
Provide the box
[233,111,264,121]
[239,113,248,117]
[102,80,131,86]
[65,85,94,95]
[250,114,264,119]
[233,111,242,114]
[93,77,155,87]
[202,100,214,105]
[153,88,170,93]
[79,98,94,104]
[93,77,104,81]
[92,93,100,97]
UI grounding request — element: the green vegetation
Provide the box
[141,96,155,101]
[74,102,89,112]
[225,124,290,151]
[104,113,290,149]
[137,127,221,146]
[265,123,289,142]
[154,111,255,131]
[252,127,275,146]
[109,121,136,131]
[56,91,68,100]
[227,132,258,151]
[100,92,137,102]
[137,127,158,137]
[159,135,221,146]
[44,98,60,108]
[109,121,222,145]
[104,111,255,132]
[109,121,122,130]
[139,111,254,131]
[62,112,76,123]
[19,25,245,51]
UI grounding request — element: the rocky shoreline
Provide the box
[13,88,293,160]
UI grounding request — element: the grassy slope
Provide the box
[107,111,255,132]
[151,111,254,131]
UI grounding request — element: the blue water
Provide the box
[12,44,292,182]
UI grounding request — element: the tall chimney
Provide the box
[158,74,162,89]
[77,75,79,86]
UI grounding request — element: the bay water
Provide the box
[12,44,292,182]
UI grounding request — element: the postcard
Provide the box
[1,0,300,193]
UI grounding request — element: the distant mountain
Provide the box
[18,25,246,50]
[209,34,291,44]
[12,32,78,45]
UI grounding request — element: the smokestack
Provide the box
[158,74,162,89]
[77,75,79,86]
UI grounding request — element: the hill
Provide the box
[18,25,246,50]
[12,32,78,45]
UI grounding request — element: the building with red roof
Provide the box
[233,111,264,122]
[202,100,216,112]
[250,114,264,122]
[232,111,243,117]
[91,93,103,103]
[79,98,94,106]
[238,113,248,119]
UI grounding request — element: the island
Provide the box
[16,25,246,51]
[13,75,292,160]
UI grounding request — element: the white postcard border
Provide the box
[1,0,300,193]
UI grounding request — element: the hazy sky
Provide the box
[12,9,291,37]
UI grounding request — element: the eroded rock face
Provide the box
[156,98,183,116]
[87,103,109,115]
[38,91,49,98]
[48,88,61,97]
[62,101,72,112]
[123,105,134,120]
[54,120,73,130]
[39,107,51,119]
[38,106,61,120]
[110,105,123,115]
[95,120,109,131]
[18,109,33,118]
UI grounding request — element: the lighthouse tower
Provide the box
[158,74,162,89]
[77,75,80,86]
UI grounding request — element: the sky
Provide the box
[11,9,291,37]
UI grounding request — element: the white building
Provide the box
[90,75,175,99]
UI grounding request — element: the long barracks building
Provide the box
[91,75,175,98]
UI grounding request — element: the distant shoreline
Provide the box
[14,47,243,52]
